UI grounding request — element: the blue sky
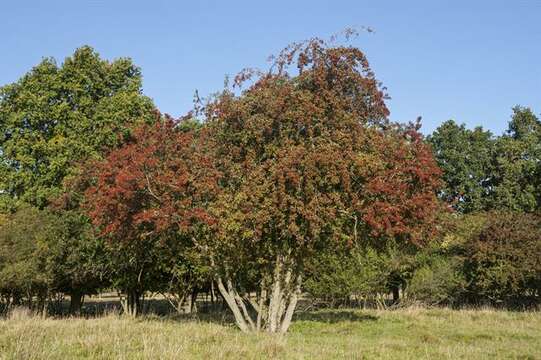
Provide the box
[2,0,540,134]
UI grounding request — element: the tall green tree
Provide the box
[427,120,494,213]
[489,106,541,212]
[429,107,541,213]
[0,46,155,208]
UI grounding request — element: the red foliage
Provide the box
[208,37,442,255]
[361,125,443,244]
[84,116,220,243]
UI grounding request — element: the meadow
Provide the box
[1,307,540,359]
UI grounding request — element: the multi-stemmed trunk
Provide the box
[216,254,302,333]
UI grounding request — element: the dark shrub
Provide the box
[465,212,541,307]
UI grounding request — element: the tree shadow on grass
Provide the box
[80,297,238,326]
[294,310,378,324]
[60,298,378,328]
[163,310,236,326]
[161,308,378,328]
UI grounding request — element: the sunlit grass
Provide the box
[0,307,539,359]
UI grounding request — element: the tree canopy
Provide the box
[0,46,154,209]
[427,120,493,213]
[429,106,541,213]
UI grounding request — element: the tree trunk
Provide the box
[12,292,21,306]
[176,295,186,314]
[26,290,33,309]
[256,280,267,331]
[121,289,141,317]
[213,255,302,333]
[69,290,83,315]
[280,274,302,333]
[268,256,284,333]
[186,292,193,313]
[190,289,198,313]
[216,276,251,332]
[37,290,49,318]
[210,281,216,306]
[391,286,400,304]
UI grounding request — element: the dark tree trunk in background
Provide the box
[12,292,21,306]
[121,289,141,317]
[391,286,400,304]
[69,290,83,315]
[190,289,198,313]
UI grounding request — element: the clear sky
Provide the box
[2,0,540,134]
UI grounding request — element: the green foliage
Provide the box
[429,107,541,214]
[427,120,494,213]
[0,46,155,208]
[304,246,390,305]
[0,206,108,313]
[39,210,109,298]
[0,206,50,309]
[0,45,157,314]
[408,255,466,306]
[464,211,541,306]
[489,107,541,212]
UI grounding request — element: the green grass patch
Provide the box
[0,308,539,359]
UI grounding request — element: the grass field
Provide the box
[0,307,540,359]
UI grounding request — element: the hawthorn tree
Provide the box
[84,116,219,316]
[203,36,442,333]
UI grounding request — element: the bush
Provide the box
[0,206,50,313]
[408,257,466,306]
[464,211,541,306]
[304,246,399,307]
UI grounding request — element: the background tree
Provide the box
[428,107,541,213]
[204,35,442,333]
[427,120,494,213]
[0,46,155,208]
[489,106,541,212]
[39,210,109,315]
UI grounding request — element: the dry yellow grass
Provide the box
[0,307,540,359]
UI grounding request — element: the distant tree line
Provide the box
[0,37,539,333]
